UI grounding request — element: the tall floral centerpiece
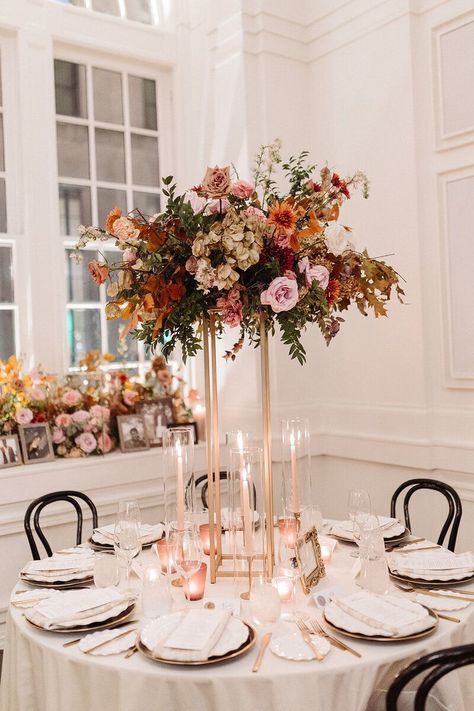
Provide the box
[76,140,403,579]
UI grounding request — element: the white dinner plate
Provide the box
[270,632,330,661]
[323,599,437,639]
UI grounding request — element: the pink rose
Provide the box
[201,166,231,197]
[205,198,230,215]
[184,191,207,214]
[62,390,81,407]
[123,389,139,407]
[75,432,97,454]
[15,407,34,425]
[231,180,254,199]
[273,230,291,249]
[56,413,73,427]
[112,216,140,242]
[89,405,110,420]
[260,276,299,313]
[72,409,90,424]
[52,426,66,444]
[122,248,137,263]
[27,387,46,401]
[245,206,266,221]
[298,258,330,289]
[97,432,113,453]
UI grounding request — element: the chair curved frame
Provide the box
[192,472,257,511]
[24,490,98,559]
[386,644,474,711]
[390,478,462,551]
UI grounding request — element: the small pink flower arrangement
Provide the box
[15,407,34,425]
[71,409,90,424]
[75,432,98,454]
[62,390,81,407]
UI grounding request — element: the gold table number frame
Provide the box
[203,311,274,582]
[295,526,326,594]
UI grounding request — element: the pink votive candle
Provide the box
[278,517,298,546]
[273,576,294,603]
[199,524,217,556]
[320,544,332,563]
[155,539,176,574]
[184,562,207,601]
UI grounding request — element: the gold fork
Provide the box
[295,618,323,661]
[310,618,362,658]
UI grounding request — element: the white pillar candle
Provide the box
[290,433,300,514]
[240,466,253,557]
[176,438,185,530]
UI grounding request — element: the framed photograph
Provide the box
[166,421,198,445]
[117,414,150,452]
[0,434,22,468]
[136,398,175,447]
[19,424,55,465]
[295,526,326,594]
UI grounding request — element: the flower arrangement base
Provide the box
[203,311,274,583]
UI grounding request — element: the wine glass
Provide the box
[118,500,141,525]
[114,515,142,590]
[347,489,371,545]
[172,527,202,601]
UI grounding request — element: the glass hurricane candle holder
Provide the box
[278,517,298,547]
[281,418,311,530]
[272,575,295,603]
[142,565,173,619]
[163,428,195,531]
[199,524,218,556]
[183,562,207,601]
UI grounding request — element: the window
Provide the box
[54,58,161,370]
[51,0,159,25]
[0,52,18,360]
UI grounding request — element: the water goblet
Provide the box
[93,551,119,588]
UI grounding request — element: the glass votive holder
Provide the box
[278,517,298,546]
[142,565,173,619]
[250,580,281,625]
[155,538,177,574]
[272,575,295,603]
[199,524,218,556]
[183,562,207,601]
[93,551,119,588]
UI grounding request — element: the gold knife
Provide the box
[252,632,272,672]
[413,588,473,603]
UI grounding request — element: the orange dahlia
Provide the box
[268,200,300,234]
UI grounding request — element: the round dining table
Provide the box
[1,539,473,711]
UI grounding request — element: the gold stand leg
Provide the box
[203,318,217,583]
[260,314,274,579]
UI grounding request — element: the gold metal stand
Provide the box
[203,311,275,583]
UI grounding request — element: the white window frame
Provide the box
[54,43,173,373]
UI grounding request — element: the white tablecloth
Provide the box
[1,541,473,711]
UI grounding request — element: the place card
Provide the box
[202,597,240,615]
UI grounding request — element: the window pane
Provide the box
[92,0,120,15]
[54,0,85,6]
[57,122,90,179]
[0,310,15,360]
[129,76,157,130]
[97,187,127,226]
[54,60,87,118]
[0,178,6,233]
[66,249,100,303]
[131,134,159,186]
[67,308,102,366]
[107,319,139,361]
[0,246,13,302]
[0,115,4,172]
[59,184,92,235]
[95,129,125,183]
[93,68,123,125]
[133,191,160,216]
[125,0,153,24]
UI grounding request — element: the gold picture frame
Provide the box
[295,526,325,594]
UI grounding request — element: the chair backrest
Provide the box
[24,490,98,559]
[386,643,474,711]
[390,478,462,551]
[193,472,258,511]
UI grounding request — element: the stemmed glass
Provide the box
[114,503,142,590]
[171,526,202,601]
[347,489,371,546]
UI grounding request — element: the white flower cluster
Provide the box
[192,208,265,293]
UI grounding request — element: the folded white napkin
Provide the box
[25,587,134,630]
[11,589,60,609]
[153,609,231,662]
[326,591,433,637]
[25,554,94,573]
[92,523,163,546]
[331,517,404,540]
[389,551,474,576]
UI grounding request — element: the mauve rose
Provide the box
[123,389,139,407]
[97,432,113,453]
[72,409,90,424]
[298,257,330,289]
[62,390,81,407]
[27,387,45,401]
[90,404,110,420]
[231,180,254,199]
[273,230,291,249]
[260,276,299,313]
[184,191,207,214]
[75,432,97,454]
[223,301,243,328]
[205,198,230,215]
[56,413,73,427]
[201,166,231,198]
[245,206,266,221]
[52,427,66,444]
[15,407,33,425]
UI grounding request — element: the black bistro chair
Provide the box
[386,643,474,710]
[24,490,98,560]
[192,472,257,511]
[390,478,462,551]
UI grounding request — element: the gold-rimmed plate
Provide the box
[330,527,410,548]
[20,573,94,589]
[137,621,256,666]
[26,603,136,634]
[389,571,474,589]
[322,607,438,642]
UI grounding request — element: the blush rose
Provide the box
[260,276,299,313]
